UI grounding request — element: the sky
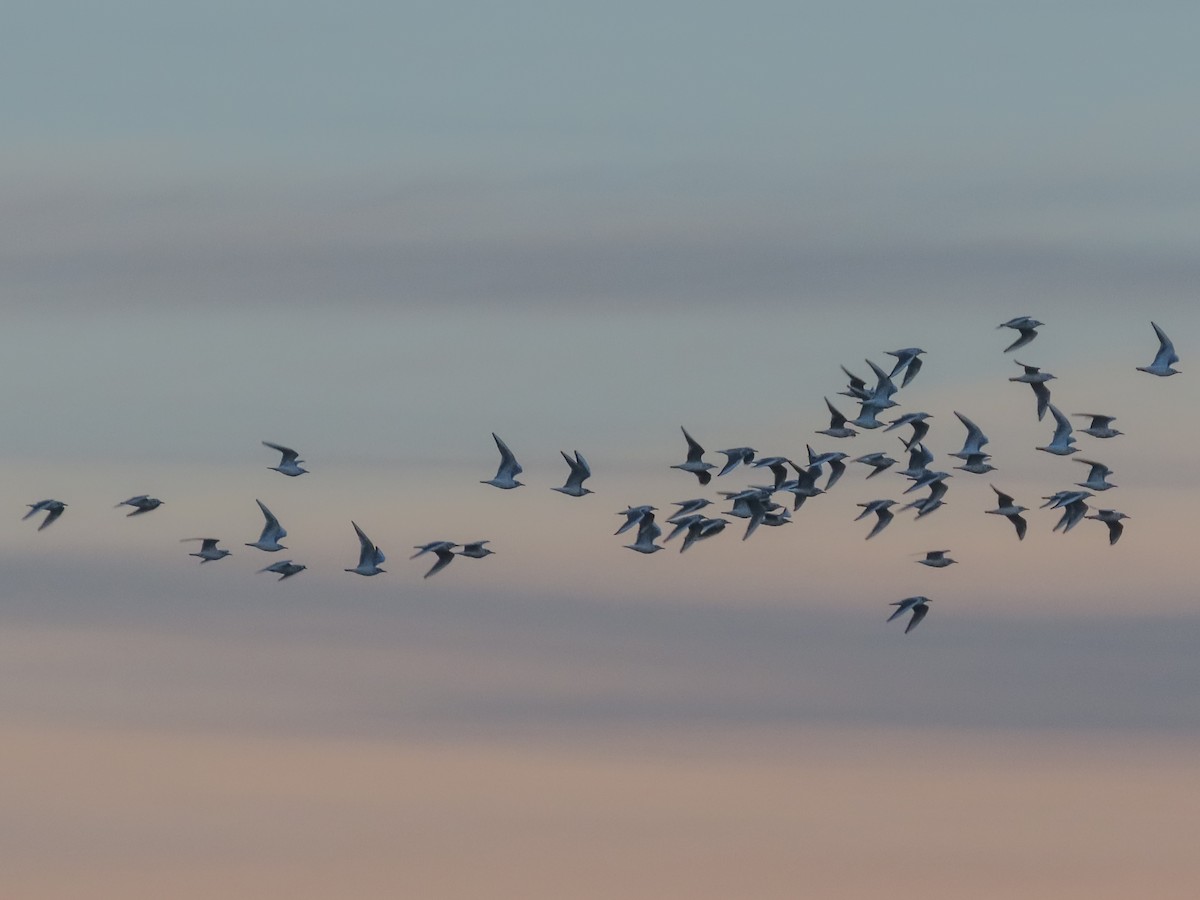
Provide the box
[4,3,1200,897]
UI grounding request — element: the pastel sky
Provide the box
[4,3,1200,897]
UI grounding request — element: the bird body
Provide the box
[24,499,67,531]
[246,499,288,551]
[346,521,386,575]
[887,596,931,633]
[1136,321,1180,376]
[263,441,308,476]
[552,450,593,497]
[116,495,164,516]
[182,537,231,562]
[482,433,524,488]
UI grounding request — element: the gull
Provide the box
[777,465,824,510]
[986,485,1028,540]
[23,499,67,531]
[903,477,950,518]
[1041,490,1092,510]
[903,469,951,494]
[1086,509,1130,545]
[849,404,887,430]
[855,499,896,540]
[716,446,756,476]
[1036,404,1078,455]
[1073,413,1123,439]
[760,508,792,529]
[917,550,956,568]
[885,411,932,448]
[950,411,989,459]
[181,537,231,563]
[839,365,871,401]
[457,540,495,558]
[412,541,459,578]
[667,498,712,523]
[679,516,728,553]
[664,513,706,543]
[672,427,715,485]
[116,495,164,516]
[998,316,1042,353]
[1009,361,1056,420]
[482,433,524,489]
[1053,495,1091,533]
[615,504,657,535]
[852,451,897,479]
[257,559,307,581]
[887,596,931,634]
[886,347,925,388]
[752,456,793,491]
[727,488,773,539]
[246,499,288,551]
[806,445,849,490]
[345,521,386,575]
[897,441,934,480]
[262,440,308,477]
[1136,321,1180,376]
[817,398,858,438]
[863,359,900,410]
[1074,458,1116,492]
[624,513,664,554]
[551,450,593,497]
[954,452,996,475]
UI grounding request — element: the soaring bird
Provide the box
[887,596,931,633]
[1136,321,1180,376]
[1073,413,1122,439]
[998,316,1042,353]
[181,537,231,563]
[1086,509,1130,545]
[482,433,524,489]
[262,441,308,477]
[246,499,288,551]
[345,521,386,575]
[116,495,164,516]
[23,499,67,531]
[671,427,715,485]
[855,499,896,540]
[886,347,925,388]
[412,541,459,578]
[1009,361,1056,420]
[552,450,593,497]
[1037,404,1078,456]
[716,446,756,476]
[257,560,307,581]
[816,397,858,438]
[984,486,1025,534]
[917,550,957,568]
[624,513,664,554]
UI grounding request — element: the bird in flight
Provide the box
[1136,321,1180,376]
[887,596,931,633]
[116,495,164,516]
[482,433,524,489]
[23,499,67,531]
[181,537,232,563]
[551,450,593,497]
[262,441,308,477]
[246,499,288,551]
[671,427,715,485]
[345,521,386,575]
[257,559,307,580]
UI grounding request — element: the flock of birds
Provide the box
[22,319,1182,634]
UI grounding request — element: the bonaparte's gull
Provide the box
[482,433,524,489]
[23,499,67,531]
[672,427,715,485]
[1085,508,1130,545]
[887,596,931,633]
[998,316,1042,353]
[852,452,897,479]
[1073,413,1123,439]
[1052,495,1091,533]
[986,485,1028,540]
[886,347,925,388]
[1136,321,1180,376]
[262,441,308,477]
[1009,361,1056,420]
[457,540,495,558]
[954,452,996,475]
[257,559,307,580]
[552,450,593,497]
[116,495,164,516]
[246,499,288,551]
[806,445,849,490]
[181,537,232,563]
[950,411,990,459]
[624,513,664,554]
[716,447,756,476]
[667,498,712,523]
[917,550,956,568]
[345,521,386,575]
[885,412,932,448]
[1037,404,1078,455]
[817,398,858,438]
[1074,458,1116,491]
[840,365,871,401]
[855,499,896,539]
[615,505,657,535]
[411,541,459,578]
[679,516,727,553]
